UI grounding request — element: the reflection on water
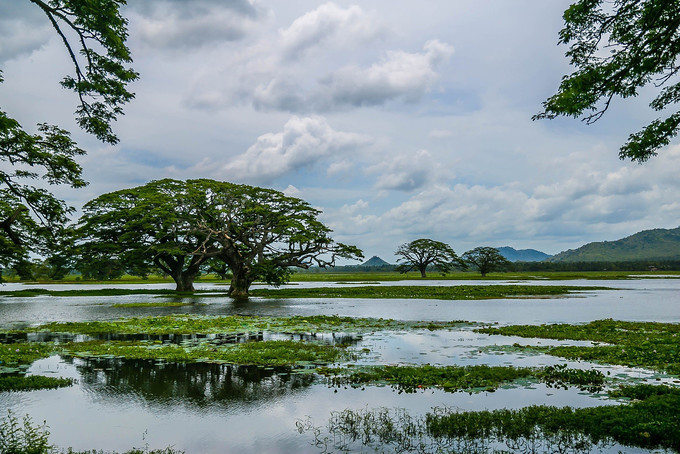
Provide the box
[73,356,316,408]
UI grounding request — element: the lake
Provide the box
[1,278,678,453]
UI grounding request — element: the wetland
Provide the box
[1,274,679,453]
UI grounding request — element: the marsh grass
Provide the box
[299,385,680,453]
[317,363,604,393]
[477,319,680,374]
[250,285,611,300]
[111,302,207,308]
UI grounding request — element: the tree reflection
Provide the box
[71,357,316,408]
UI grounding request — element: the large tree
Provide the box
[534,0,680,162]
[462,247,511,277]
[0,1,137,273]
[394,239,462,278]
[76,179,363,295]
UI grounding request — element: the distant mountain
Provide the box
[548,226,680,262]
[360,256,393,267]
[497,247,551,262]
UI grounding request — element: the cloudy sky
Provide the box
[2,0,679,262]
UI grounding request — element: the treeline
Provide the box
[511,260,680,272]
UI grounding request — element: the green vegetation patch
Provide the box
[0,343,54,369]
[25,314,470,336]
[112,302,206,308]
[0,375,74,392]
[0,288,226,298]
[250,284,610,300]
[318,363,604,393]
[477,319,680,374]
[299,384,680,453]
[60,339,347,367]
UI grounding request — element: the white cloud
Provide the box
[320,40,454,108]
[280,2,381,60]
[220,116,372,183]
[368,149,450,191]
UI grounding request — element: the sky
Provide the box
[1,0,680,263]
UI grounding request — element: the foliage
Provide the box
[251,284,610,300]
[477,319,680,374]
[394,239,462,277]
[0,1,137,275]
[0,410,52,454]
[535,0,680,162]
[462,247,512,277]
[75,179,362,293]
[0,375,74,392]
[0,343,54,367]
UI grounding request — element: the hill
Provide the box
[548,226,680,262]
[359,256,393,267]
[497,247,551,262]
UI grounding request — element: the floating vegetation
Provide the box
[318,363,604,393]
[0,343,54,371]
[59,339,349,367]
[111,302,207,308]
[21,315,472,336]
[0,375,74,392]
[477,319,680,374]
[250,284,611,300]
[298,385,680,453]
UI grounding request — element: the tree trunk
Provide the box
[419,265,427,278]
[170,269,196,292]
[228,271,252,298]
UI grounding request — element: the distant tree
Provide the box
[1,1,137,276]
[395,239,462,278]
[535,0,680,162]
[462,247,512,277]
[76,179,363,295]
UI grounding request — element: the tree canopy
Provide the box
[462,247,511,277]
[0,1,137,274]
[75,179,363,295]
[535,0,680,162]
[394,239,462,278]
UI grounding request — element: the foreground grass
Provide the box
[250,284,611,300]
[477,319,680,374]
[21,315,470,336]
[299,384,680,453]
[318,363,605,393]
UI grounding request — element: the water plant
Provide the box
[0,410,52,454]
[250,284,612,300]
[477,319,680,374]
[318,363,604,393]
[0,376,74,392]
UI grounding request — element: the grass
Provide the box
[20,314,471,336]
[250,284,612,300]
[111,302,207,308]
[317,363,604,393]
[477,319,680,374]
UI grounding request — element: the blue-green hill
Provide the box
[497,247,551,262]
[548,227,680,262]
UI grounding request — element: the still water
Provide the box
[1,278,679,453]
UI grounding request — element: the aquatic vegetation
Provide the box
[0,343,54,370]
[59,339,348,367]
[250,284,611,300]
[0,410,52,454]
[0,375,74,392]
[24,315,471,336]
[111,302,206,308]
[477,319,680,374]
[318,363,604,393]
[299,386,680,453]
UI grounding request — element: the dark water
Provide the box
[1,279,679,453]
